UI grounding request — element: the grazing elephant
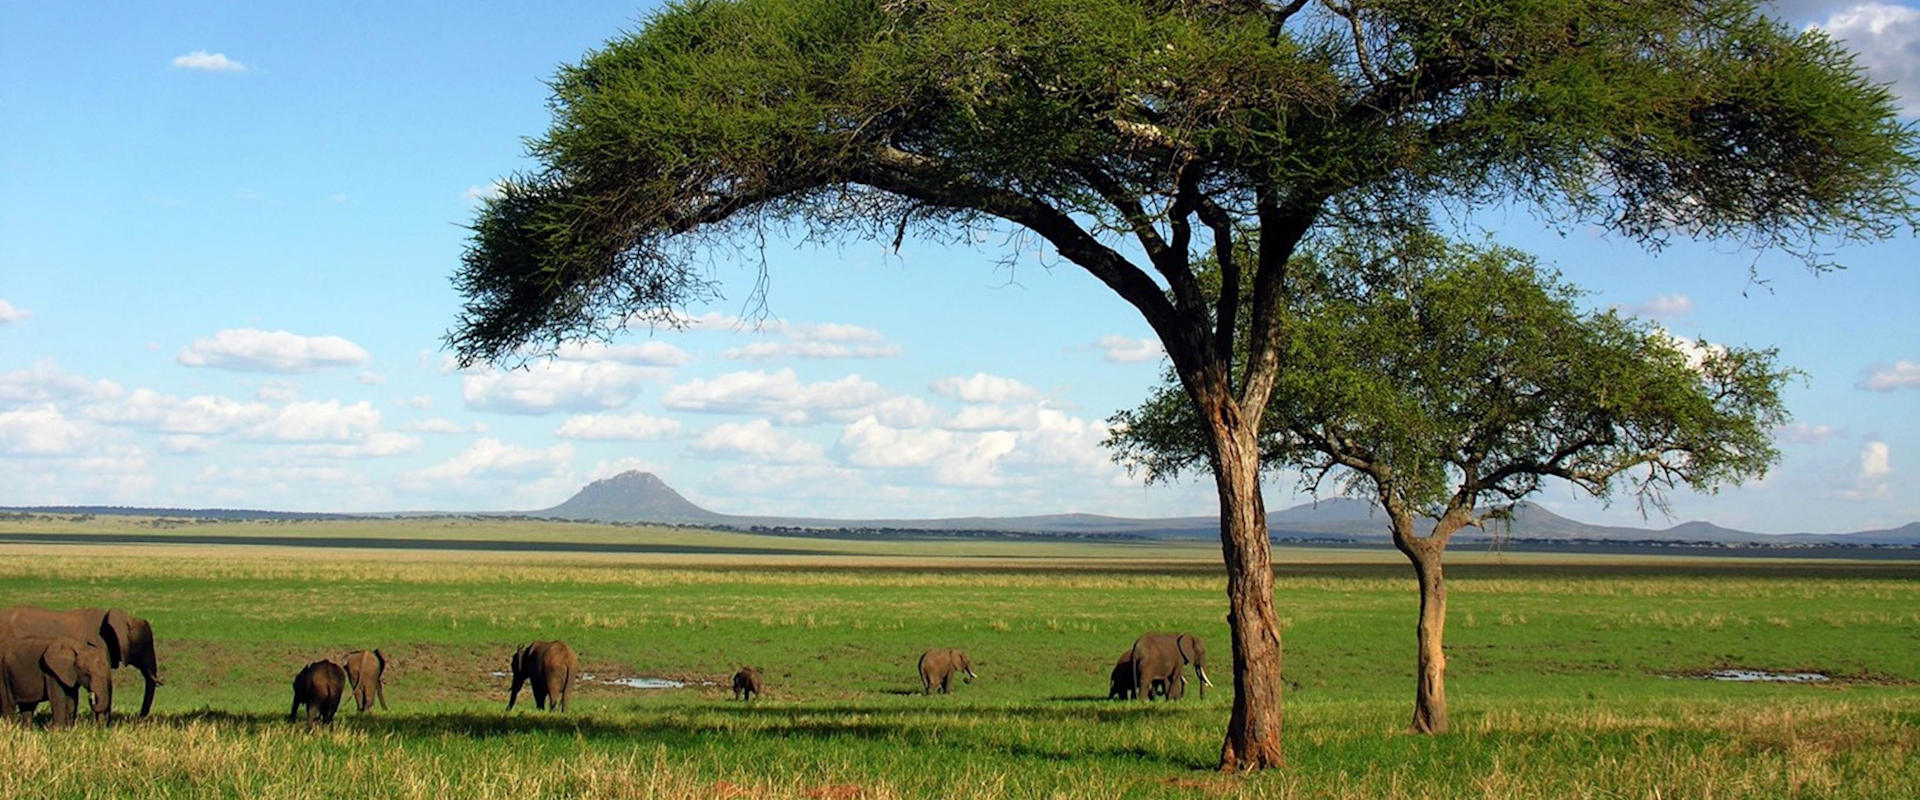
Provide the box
[507,641,576,712]
[341,649,388,713]
[1108,651,1172,700]
[0,606,161,717]
[1130,632,1212,701]
[290,659,346,725]
[0,636,113,726]
[918,648,975,695]
[731,666,762,701]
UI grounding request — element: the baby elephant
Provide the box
[731,666,763,701]
[342,649,388,713]
[0,636,113,726]
[1107,652,1170,700]
[918,647,975,695]
[290,659,347,725]
[507,640,576,712]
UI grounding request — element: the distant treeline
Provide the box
[0,506,356,521]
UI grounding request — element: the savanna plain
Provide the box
[1,516,1916,799]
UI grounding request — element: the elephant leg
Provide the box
[49,690,74,728]
[289,698,300,723]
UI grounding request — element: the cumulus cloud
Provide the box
[293,432,422,459]
[255,380,300,403]
[357,371,386,385]
[171,50,247,73]
[1814,3,1920,115]
[245,400,382,442]
[662,369,891,424]
[1779,422,1842,444]
[0,299,30,324]
[553,340,693,366]
[1626,293,1695,320]
[403,395,433,411]
[1858,360,1920,391]
[1860,440,1892,479]
[178,329,370,373]
[406,438,574,485]
[557,410,683,441]
[461,361,670,414]
[944,405,1041,431]
[1091,335,1163,364]
[405,418,481,435]
[0,407,93,456]
[0,361,122,408]
[722,321,901,360]
[929,373,1039,404]
[689,420,826,463]
[837,416,1018,486]
[87,389,274,435]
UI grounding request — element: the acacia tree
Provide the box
[450,0,1915,769]
[1105,233,1793,733]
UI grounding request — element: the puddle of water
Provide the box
[1697,669,1830,683]
[486,670,684,689]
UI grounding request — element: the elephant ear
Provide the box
[101,608,134,669]
[42,640,82,688]
[1178,635,1201,665]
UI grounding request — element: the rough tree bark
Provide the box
[1403,539,1447,734]
[1201,388,1286,770]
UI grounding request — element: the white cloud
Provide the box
[1814,3,1920,115]
[1860,440,1892,479]
[1858,360,1920,391]
[462,180,505,205]
[403,395,434,411]
[721,321,900,361]
[557,411,683,441]
[461,361,670,414]
[689,420,825,464]
[870,396,937,428]
[929,373,1039,404]
[0,299,31,324]
[357,371,386,385]
[836,416,1018,486]
[294,432,422,459]
[1092,335,1163,364]
[405,418,478,435]
[255,380,300,403]
[1779,422,1842,444]
[0,361,123,408]
[246,400,382,442]
[87,389,273,435]
[158,435,215,455]
[945,405,1041,431]
[553,340,693,366]
[171,50,247,73]
[178,329,371,373]
[405,438,574,485]
[662,369,890,424]
[0,407,92,456]
[1626,293,1695,320]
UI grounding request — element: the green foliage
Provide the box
[1107,234,1794,522]
[450,0,1917,368]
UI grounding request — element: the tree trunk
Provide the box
[1403,539,1448,734]
[1207,404,1285,771]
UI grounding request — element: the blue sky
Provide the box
[2,1,1916,533]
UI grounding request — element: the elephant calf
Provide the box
[507,641,576,712]
[918,648,975,695]
[731,666,762,701]
[0,636,113,726]
[1108,652,1172,701]
[342,649,388,713]
[290,659,347,725]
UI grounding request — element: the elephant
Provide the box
[507,641,576,712]
[0,606,160,717]
[731,666,762,701]
[0,636,113,726]
[289,659,346,725]
[341,649,388,713]
[918,647,975,695]
[1108,651,1174,700]
[1130,632,1212,701]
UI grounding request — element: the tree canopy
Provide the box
[452,0,1915,770]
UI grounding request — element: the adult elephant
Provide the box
[0,606,160,717]
[918,648,975,695]
[506,641,576,712]
[341,649,388,713]
[0,636,113,726]
[1130,633,1212,701]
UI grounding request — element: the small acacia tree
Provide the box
[1106,233,1794,733]
[451,0,1914,769]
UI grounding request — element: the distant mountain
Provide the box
[542,471,723,525]
[528,472,1920,547]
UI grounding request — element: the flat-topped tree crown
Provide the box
[452,0,1916,770]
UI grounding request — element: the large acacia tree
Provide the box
[451,0,1916,769]
[1106,233,1794,734]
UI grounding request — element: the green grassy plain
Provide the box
[0,517,1915,798]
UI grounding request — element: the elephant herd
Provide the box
[0,603,1214,728]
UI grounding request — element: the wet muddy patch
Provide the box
[487,670,697,689]
[1663,667,1914,685]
